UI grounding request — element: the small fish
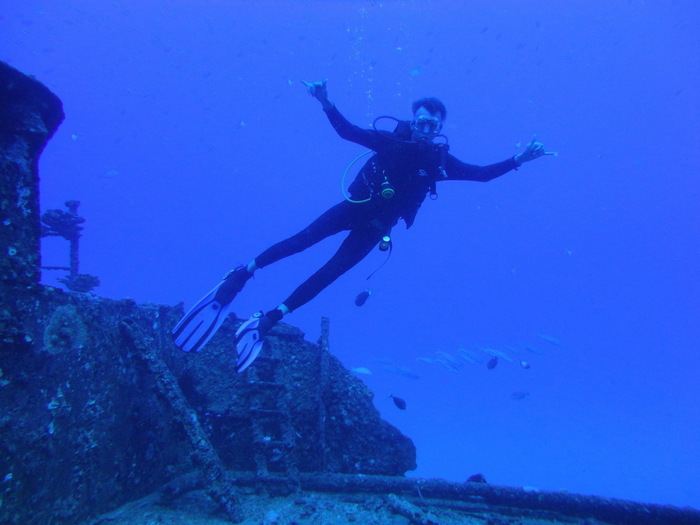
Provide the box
[479,346,514,363]
[486,356,498,370]
[389,394,406,410]
[510,391,530,400]
[457,348,484,365]
[436,359,460,374]
[350,367,372,375]
[436,351,461,367]
[520,360,531,369]
[354,290,371,306]
[479,346,500,357]
[538,333,562,347]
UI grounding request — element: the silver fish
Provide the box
[436,359,460,373]
[479,347,514,363]
[436,351,462,367]
[538,333,562,346]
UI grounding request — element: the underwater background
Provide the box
[3,0,698,510]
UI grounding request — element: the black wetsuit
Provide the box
[254,105,520,312]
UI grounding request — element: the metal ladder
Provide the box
[244,354,299,491]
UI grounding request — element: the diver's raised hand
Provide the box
[301,79,333,110]
[514,136,557,164]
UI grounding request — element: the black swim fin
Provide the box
[172,267,251,352]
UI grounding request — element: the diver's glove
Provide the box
[514,136,557,165]
[301,79,333,110]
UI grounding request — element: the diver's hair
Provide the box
[412,97,447,120]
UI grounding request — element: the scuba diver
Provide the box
[173,79,553,372]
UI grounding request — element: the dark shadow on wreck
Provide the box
[1,60,698,525]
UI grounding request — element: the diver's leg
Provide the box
[231,201,353,313]
[281,224,384,312]
[234,219,386,372]
[189,202,352,313]
[236,226,382,370]
[253,201,353,269]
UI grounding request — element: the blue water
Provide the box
[4,0,699,510]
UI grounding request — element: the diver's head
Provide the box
[411,97,446,142]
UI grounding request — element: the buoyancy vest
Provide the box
[347,121,450,228]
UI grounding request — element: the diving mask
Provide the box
[411,115,442,135]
